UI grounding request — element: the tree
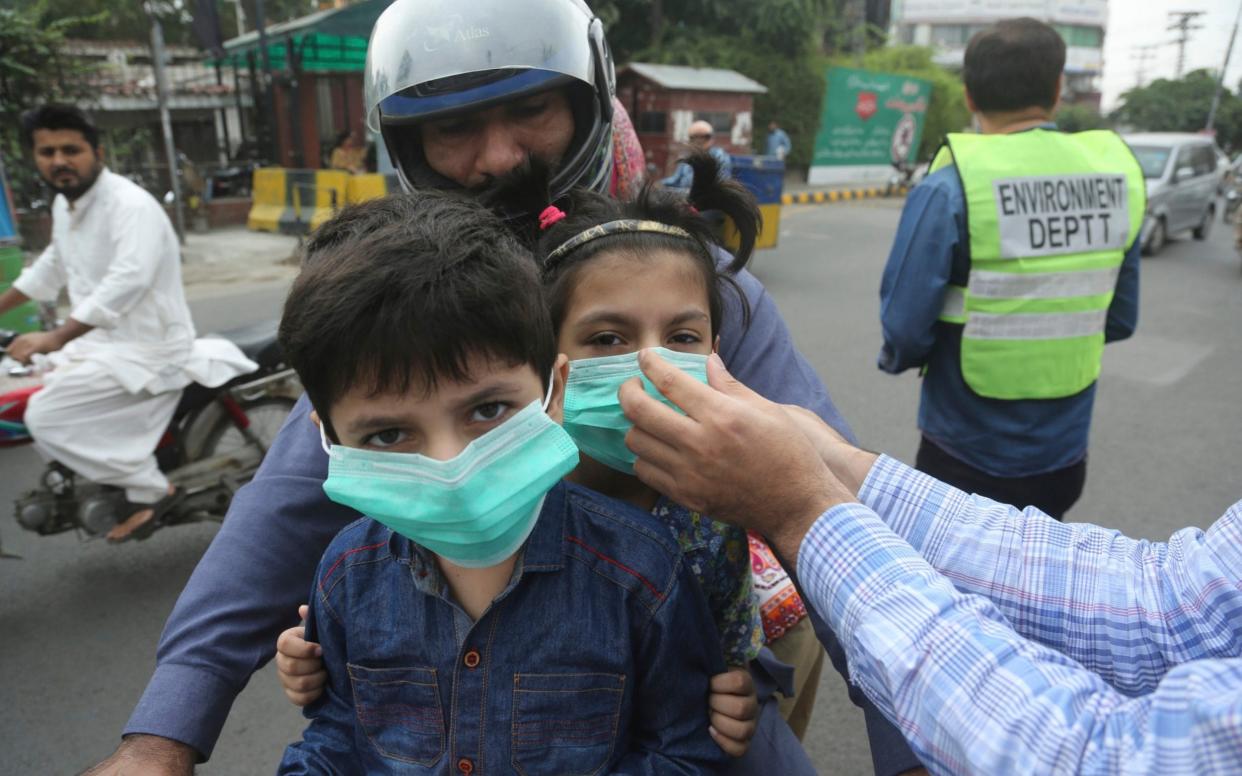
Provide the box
[0,2,101,208]
[1055,103,1108,133]
[1112,69,1242,152]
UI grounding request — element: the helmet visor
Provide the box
[365,0,597,131]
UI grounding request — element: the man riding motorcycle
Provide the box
[0,105,253,542]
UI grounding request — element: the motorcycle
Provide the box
[0,320,300,551]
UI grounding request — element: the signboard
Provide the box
[994,173,1129,258]
[810,67,932,174]
[895,0,1106,24]
[0,154,17,245]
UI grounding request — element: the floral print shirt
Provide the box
[651,497,764,666]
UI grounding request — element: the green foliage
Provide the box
[0,1,101,209]
[828,46,971,161]
[1055,103,1109,133]
[0,0,317,47]
[1112,69,1242,151]
[596,0,832,62]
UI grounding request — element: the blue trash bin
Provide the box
[727,155,783,250]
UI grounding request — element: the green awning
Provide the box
[212,0,390,72]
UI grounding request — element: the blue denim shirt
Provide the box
[278,481,729,775]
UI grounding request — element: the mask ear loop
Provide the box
[541,368,556,412]
[318,421,335,457]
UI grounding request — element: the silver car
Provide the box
[1124,132,1220,256]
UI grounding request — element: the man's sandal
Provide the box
[107,487,185,543]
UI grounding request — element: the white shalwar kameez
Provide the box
[12,169,255,504]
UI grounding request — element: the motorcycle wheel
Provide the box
[198,396,297,459]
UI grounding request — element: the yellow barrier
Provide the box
[249,169,405,234]
[724,203,782,253]
[346,174,392,205]
[247,168,287,233]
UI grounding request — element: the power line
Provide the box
[1131,43,1161,88]
[1167,10,1206,78]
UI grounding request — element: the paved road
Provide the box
[2,203,1239,774]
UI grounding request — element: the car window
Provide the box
[1196,145,1218,175]
[1174,146,1196,175]
[1129,145,1171,179]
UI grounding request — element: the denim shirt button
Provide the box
[456,756,474,774]
[463,649,481,668]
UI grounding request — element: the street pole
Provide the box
[149,15,186,244]
[254,0,279,164]
[1206,0,1242,133]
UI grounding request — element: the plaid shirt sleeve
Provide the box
[797,496,1242,775]
[860,455,1242,695]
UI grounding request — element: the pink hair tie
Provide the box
[688,205,700,215]
[539,205,567,231]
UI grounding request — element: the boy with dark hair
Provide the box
[962,17,1066,114]
[276,191,727,773]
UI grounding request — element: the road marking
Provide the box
[1102,334,1213,387]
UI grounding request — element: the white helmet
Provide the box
[364,0,615,201]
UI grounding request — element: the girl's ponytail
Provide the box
[684,152,762,274]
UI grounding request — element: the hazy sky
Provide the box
[1102,0,1242,109]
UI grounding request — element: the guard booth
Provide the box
[0,156,39,333]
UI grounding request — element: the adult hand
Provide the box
[6,331,63,364]
[79,735,196,776]
[619,350,855,566]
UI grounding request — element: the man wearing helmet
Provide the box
[84,2,918,774]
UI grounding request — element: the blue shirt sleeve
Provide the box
[661,162,694,189]
[1105,238,1140,342]
[877,171,963,375]
[125,395,357,759]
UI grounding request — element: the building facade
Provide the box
[889,0,1107,107]
[617,63,767,177]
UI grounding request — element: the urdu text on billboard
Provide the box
[812,67,932,169]
[896,0,1106,25]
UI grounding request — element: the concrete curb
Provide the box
[781,185,909,205]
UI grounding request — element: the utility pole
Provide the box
[149,12,185,243]
[1207,0,1242,133]
[1167,10,1206,78]
[1131,43,1160,88]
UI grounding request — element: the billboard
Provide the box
[811,67,932,172]
[895,0,1106,25]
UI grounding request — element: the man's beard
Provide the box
[472,155,556,222]
[44,160,103,201]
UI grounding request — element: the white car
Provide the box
[1123,133,1221,256]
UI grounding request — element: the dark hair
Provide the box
[488,153,758,341]
[278,192,556,442]
[963,18,1066,113]
[20,104,100,149]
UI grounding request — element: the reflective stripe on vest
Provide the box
[932,129,1145,400]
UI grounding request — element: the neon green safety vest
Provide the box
[930,129,1146,400]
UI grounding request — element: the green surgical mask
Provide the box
[562,348,709,475]
[319,381,579,568]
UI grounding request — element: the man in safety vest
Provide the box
[877,17,1145,519]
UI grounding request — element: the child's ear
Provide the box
[548,354,570,423]
[712,335,720,354]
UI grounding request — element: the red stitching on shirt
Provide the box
[320,541,388,590]
[566,535,665,601]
